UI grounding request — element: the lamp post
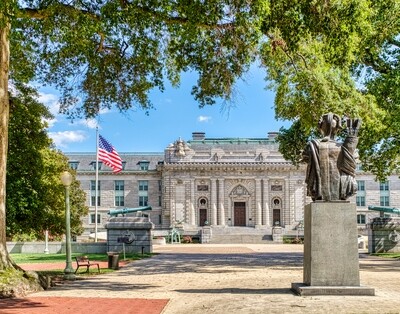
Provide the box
[60,170,75,280]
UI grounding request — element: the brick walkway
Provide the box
[0,297,168,314]
[5,244,400,314]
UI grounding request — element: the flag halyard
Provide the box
[98,135,123,173]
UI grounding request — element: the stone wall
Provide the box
[7,242,107,254]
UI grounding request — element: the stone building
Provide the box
[66,132,399,242]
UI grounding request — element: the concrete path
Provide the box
[7,244,400,313]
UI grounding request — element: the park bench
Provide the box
[74,256,100,274]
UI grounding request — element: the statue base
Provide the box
[292,202,374,296]
[291,283,375,296]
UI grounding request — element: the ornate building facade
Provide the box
[66,132,397,241]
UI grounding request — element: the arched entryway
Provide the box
[198,198,208,226]
[272,197,282,226]
[229,184,250,227]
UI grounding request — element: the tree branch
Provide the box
[19,2,235,31]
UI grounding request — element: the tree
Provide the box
[7,86,87,240]
[261,2,400,180]
[0,0,399,294]
[6,84,52,239]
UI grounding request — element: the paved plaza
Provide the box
[2,244,400,313]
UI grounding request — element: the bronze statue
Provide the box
[303,113,360,201]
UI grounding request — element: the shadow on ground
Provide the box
[175,287,295,295]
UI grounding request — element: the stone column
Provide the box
[263,179,270,226]
[284,179,290,226]
[219,179,225,226]
[190,180,196,225]
[255,179,262,228]
[211,179,217,226]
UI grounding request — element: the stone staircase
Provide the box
[205,226,274,244]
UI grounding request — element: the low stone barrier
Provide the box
[7,242,107,254]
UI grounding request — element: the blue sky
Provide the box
[40,64,290,153]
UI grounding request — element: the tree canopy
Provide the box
[261,1,400,180]
[4,1,398,178]
[7,84,88,240]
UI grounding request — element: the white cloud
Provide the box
[198,115,212,123]
[38,92,60,116]
[76,118,99,129]
[49,130,87,148]
[99,107,111,114]
[37,91,61,128]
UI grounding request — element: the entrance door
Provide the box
[273,208,281,226]
[234,202,246,226]
[199,208,207,226]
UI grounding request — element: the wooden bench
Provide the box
[75,256,100,274]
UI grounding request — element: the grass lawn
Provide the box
[10,252,153,279]
[370,253,400,258]
[10,252,152,264]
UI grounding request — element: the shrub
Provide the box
[182,236,192,243]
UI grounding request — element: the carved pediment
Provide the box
[230,184,250,196]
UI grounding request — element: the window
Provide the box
[68,161,79,170]
[139,180,148,191]
[90,161,103,170]
[115,180,124,206]
[199,198,207,206]
[380,181,390,206]
[380,181,389,191]
[158,195,162,206]
[380,196,390,206]
[138,180,148,206]
[139,196,148,206]
[139,161,150,170]
[356,180,366,207]
[90,180,100,206]
[158,180,162,191]
[357,214,366,224]
[90,213,101,224]
[356,196,365,207]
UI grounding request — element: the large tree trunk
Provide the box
[0,20,11,270]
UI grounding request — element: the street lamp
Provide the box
[60,170,75,280]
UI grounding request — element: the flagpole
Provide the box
[94,126,99,243]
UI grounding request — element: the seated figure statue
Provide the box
[302,113,360,201]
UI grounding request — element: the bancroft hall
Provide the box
[66,132,400,242]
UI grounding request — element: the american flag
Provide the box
[98,135,123,173]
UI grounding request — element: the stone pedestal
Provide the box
[201,226,212,243]
[368,217,400,253]
[105,217,154,254]
[272,226,283,243]
[292,202,374,296]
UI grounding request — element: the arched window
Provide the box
[199,198,207,207]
